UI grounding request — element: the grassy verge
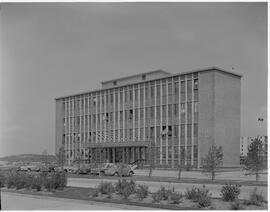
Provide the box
[68,174,267,187]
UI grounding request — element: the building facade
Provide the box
[55,67,242,168]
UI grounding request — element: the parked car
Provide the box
[39,165,56,172]
[99,163,135,177]
[62,166,79,173]
[77,165,91,174]
[19,165,40,172]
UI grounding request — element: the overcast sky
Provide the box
[0,2,267,157]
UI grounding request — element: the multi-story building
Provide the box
[55,67,242,168]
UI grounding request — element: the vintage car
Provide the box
[99,163,135,177]
[77,164,91,174]
[62,166,79,173]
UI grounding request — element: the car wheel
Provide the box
[129,171,134,176]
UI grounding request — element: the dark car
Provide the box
[77,165,91,174]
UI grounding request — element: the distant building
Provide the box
[55,67,242,168]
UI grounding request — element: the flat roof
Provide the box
[101,69,171,84]
[55,66,242,100]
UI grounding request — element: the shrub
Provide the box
[169,192,183,204]
[98,182,115,195]
[152,190,163,203]
[0,172,6,187]
[31,175,42,191]
[185,185,211,202]
[44,175,54,191]
[136,184,149,200]
[115,179,136,196]
[243,188,265,206]
[231,200,243,210]
[220,184,241,202]
[52,172,67,190]
[159,186,172,200]
[6,171,18,188]
[15,172,28,190]
[197,195,211,208]
[92,189,99,197]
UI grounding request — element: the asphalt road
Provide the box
[1,191,152,210]
[67,177,268,200]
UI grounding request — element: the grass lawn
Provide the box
[68,173,267,186]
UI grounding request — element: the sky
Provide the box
[0,2,267,157]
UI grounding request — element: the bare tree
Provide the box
[56,146,65,171]
[201,144,223,181]
[148,139,156,177]
[243,137,266,181]
[177,148,185,180]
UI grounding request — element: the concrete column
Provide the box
[112,148,116,163]
[131,147,135,162]
[127,147,130,163]
[122,148,125,163]
[108,148,111,163]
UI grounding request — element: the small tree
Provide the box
[243,137,266,181]
[201,144,223,181]
[42,150,48,167]
[177,148,186,180]
[148,139,156,177]
[56,146,65,171]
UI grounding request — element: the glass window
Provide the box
[194,79,198,90]
[194,123,198,137]
[156,85,160,97]
[168,83,172,95]
[174,104,179,116]
[181,81,185,93]
[181,103,185,114]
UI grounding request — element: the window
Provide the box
[129,90,133,101]
[142,74,146,80]
[168,104,172,117]
[156,85,160,97]
[181,103,185,114]
[113,81,117,86]
[194,102,199,113]
[194,123,198,137]
[162,84,166,96]
[194,79,198,90]
[174,82,179,96]
[181,81,185,93]
[174,104,179,116]
[168,83,172,95]
[135,89,138,101]
[180,124,185,138]
[187,124,192,138]
[150,107,154,118]
[151,86,154,98]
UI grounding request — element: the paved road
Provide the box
[68,177,267,200]
[135,169,267,182]
[1,191,152,210]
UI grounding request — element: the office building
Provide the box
[55,67,242,168]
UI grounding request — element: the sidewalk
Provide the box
[1,191,152,210]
